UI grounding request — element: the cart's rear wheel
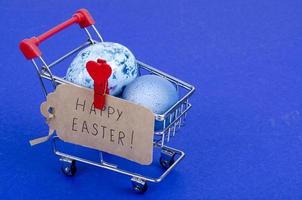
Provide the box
[160,149,176,169]
[131,177,148,194]
[60,158,77,176]
[160,157,174,169]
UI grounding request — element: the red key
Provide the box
[86,59,112,109]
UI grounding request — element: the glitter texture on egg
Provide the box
[122,75,179,115]
[65,42,138,96]
[122,75,179,130]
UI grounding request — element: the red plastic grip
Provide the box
[19,8,95,60]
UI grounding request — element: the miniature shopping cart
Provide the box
[19,9,195,193]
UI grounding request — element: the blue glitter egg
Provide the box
[122,75,179,130]
[65,42,138,96]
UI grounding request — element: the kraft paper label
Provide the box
[31,84,154,165]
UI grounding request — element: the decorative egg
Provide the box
[122,75,179,131]
[65,42,138,96]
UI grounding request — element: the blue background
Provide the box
[1,0,302,199]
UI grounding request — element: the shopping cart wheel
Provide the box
[60,157,77,176]
[160,149,176,169]
[131,177,148,194]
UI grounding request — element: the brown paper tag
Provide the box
[33,84,154,165]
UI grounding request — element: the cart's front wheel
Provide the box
[60,158,77,176]
[160,149,176,169]
[131,177,148,194]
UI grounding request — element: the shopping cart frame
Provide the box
[20,9,195,193]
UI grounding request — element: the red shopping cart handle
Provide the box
[19,8,95,60]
